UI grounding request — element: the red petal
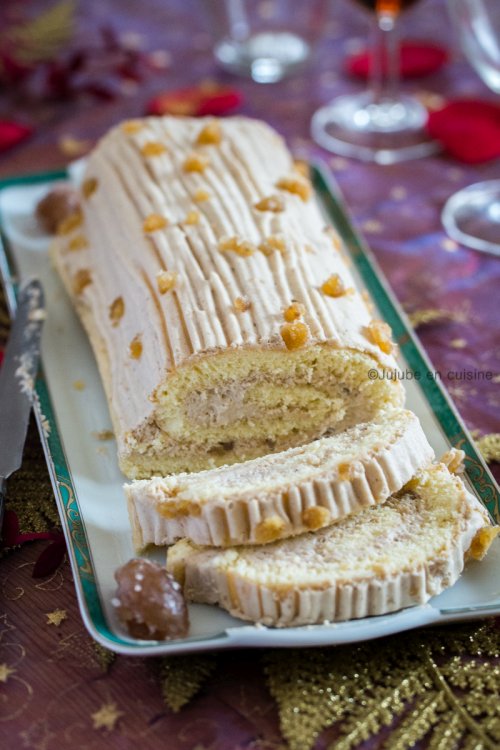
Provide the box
[347,41,449,79]
[427,99,500,164]
[1,509,59,548]
[2,509,21,547]
[147,84,242,117]
[32,539,66,578]
[197,91,243,116]
[0,120,33,153]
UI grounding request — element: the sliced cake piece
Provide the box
[126,409,434,549]
[166,464,497,627]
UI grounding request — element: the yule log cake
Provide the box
[51,115,403,478]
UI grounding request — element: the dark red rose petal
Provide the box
[147,84,243,117]
[347,41,449,79]
[427,99,500,164]
[0,120,33,153]
[32,538,66,578]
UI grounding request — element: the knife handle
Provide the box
[0,477,5,540]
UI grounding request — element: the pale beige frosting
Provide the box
[126,409,434,548]
[167,464,494,626]
[53,116,400,448]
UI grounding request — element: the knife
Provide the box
[0,279,45,535]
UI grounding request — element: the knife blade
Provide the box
[0,279,45,532]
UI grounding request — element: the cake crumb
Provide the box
[93,429,115,441]
[29,309,46,322]
[73,380,85,391]
[441,448,465,474]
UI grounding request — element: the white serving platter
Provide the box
[0,166,498,656]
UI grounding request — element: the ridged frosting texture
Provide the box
[53,116,400,440]
[126,409,434,548]
[166,464,493,627]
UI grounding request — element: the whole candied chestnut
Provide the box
[36,185,80,234]
[113,558,189,640]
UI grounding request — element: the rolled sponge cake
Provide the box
[125,408,434,548]
[166,463,497,627]
[51,115,403,478]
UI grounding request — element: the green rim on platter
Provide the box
[0,166,498,654]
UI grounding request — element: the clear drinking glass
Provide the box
[311,0,438,164]
[442,0,500,255]
[207,0,327,84]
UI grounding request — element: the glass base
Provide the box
[442,180,500,256]
[311,92,439,164]
[214,32,310,83]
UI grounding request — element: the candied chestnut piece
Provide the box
[36,186,81,234]
[113,558,189,640]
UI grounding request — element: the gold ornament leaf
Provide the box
[408,308,449,328]
[475,434,500,464]
[160,653,217,713]
[91,640,116,672]
[7,1,76,64]
[265,624,500,750]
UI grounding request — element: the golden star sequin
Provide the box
[46,609,67,626]
[0,663,16,683]
[91,702,123,731]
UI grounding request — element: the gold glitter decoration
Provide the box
[265,623,500,750]
[91,702,123,731]
[0,663,16,683]
[0,289,58,547]
[92,641,116,672]
[2,419,59,544]
[406,304,471,329]
[3,1,75,65]
[46,609,67,626]
[407,308,452,328]
[160,653,217,712]
[475,434,500,464]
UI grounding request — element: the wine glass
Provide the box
[207,0,327,84]
[442,0,500,256]
[311,0,439,164]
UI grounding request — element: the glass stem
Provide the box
[370,10,400,105]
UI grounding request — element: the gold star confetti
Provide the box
[329,156,349,171]
[58,135,91,157]
[390,186,407,201]
[46,609,67,626]
[441,238,459,252]
[361,219,383,234]
[91,702,123,731]
[0,663,16,683]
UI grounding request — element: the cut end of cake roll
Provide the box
[125,408,434,549]
[50,114,404,478]
[166,464,496,627]
[124,345,404,477]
